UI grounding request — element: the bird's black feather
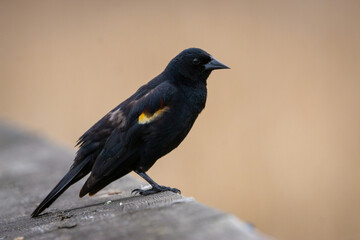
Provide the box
[31,48,229,217]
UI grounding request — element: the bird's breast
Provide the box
[176,83,207,114]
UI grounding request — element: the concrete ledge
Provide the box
[0,121,270,240]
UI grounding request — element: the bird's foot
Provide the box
[132,185,181,196]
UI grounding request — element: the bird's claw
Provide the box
[131,188,139,194]
[131,188,148,195]
[132,188,158,196]
[132,186,181,196]
[168,187,181,194]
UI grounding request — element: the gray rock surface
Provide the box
[0,121,270,240]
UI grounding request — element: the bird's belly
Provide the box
[136,110,198,171]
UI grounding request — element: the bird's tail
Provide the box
[31,158,90,218]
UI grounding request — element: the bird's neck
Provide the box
[179,82,207,114]
[163,70,208,113]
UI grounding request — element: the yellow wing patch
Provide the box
[138,107,169,125]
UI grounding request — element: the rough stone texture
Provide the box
[0,121,271,240]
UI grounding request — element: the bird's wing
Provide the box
[74,79,175,162]
[123,80,177,127]
[79,81,177,195]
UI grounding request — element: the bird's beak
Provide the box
[204,57,230,71]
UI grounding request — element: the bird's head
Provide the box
[165,48,230,84]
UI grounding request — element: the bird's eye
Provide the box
[192,58,200,65]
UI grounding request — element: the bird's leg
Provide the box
[132,171,181,195]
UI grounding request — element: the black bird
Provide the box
[31,48,229,217]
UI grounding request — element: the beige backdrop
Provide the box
[1,1,359,239]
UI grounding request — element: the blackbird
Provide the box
[31,48,229,217]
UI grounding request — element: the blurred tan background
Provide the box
[1,0,360,239]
